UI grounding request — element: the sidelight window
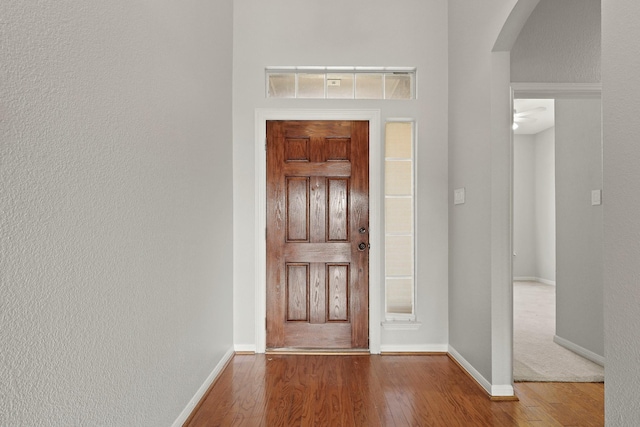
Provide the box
[384,121,416,321]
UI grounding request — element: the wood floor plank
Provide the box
[342,357,377,426]
[186,354,604,427]
[358,356,396,426]
[514,382,604,427]
[229,356,267,425]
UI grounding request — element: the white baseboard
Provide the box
[553,335,605,366]
[380,344,448,353]
[491,384,515,397]
[447,346,492,395]
[514,276,556,286]
[234,344,257,353]
[172,347,235,427]
[447,346,515,397]
[514,276,536,282]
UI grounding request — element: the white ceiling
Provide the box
[513,98,555,135]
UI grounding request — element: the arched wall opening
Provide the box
[488,0,603,394]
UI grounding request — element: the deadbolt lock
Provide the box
[358,242,369,251]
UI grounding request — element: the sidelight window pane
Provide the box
[385,161,412,196]
[386,278,414,314]
[385,122,413,158]
[385,198,413,234]
[385,235,413,276]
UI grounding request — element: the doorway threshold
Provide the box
[266,348,370,356]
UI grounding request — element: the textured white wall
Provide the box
[513,135,537,278]
[534,127,556,283]
[511,0,601,83]
[0,1,234,425]
[602,1,640,421]
[233,0,450,350]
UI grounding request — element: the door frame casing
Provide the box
[255,109,382,354]
[487,79,603,394]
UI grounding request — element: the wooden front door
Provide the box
[266,120,369,350]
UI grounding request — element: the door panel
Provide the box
[286,178,309,242]
[328,264,349,321]
[286,264,309,321]
[266,120,369,349]
[328,179,349,241]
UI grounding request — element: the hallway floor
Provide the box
[186,354,603,426]
[514,281,604,382]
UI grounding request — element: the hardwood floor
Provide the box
[185,354,603,427]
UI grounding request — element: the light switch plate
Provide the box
[454,188,465,205]
[591,189,602,206]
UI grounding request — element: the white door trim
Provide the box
[490,81,603,392]
[254,109,382,354]
[511,82,602,99]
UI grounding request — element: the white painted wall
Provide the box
[603,1,640,422]
[233,0,449,350]
[511,0,601,83]
[513,135,537,277]
[0,2,234,425]
[555,99,603,358]
[515,104,605,361]
[513,129,556,283]
[534,127,556,283]
[448,0,518,382]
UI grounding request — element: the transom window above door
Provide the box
[266,67,416,100]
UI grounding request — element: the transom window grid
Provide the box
[384,121,416,321]
[266,67,416,100]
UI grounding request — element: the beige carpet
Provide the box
[513,281,604,382]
